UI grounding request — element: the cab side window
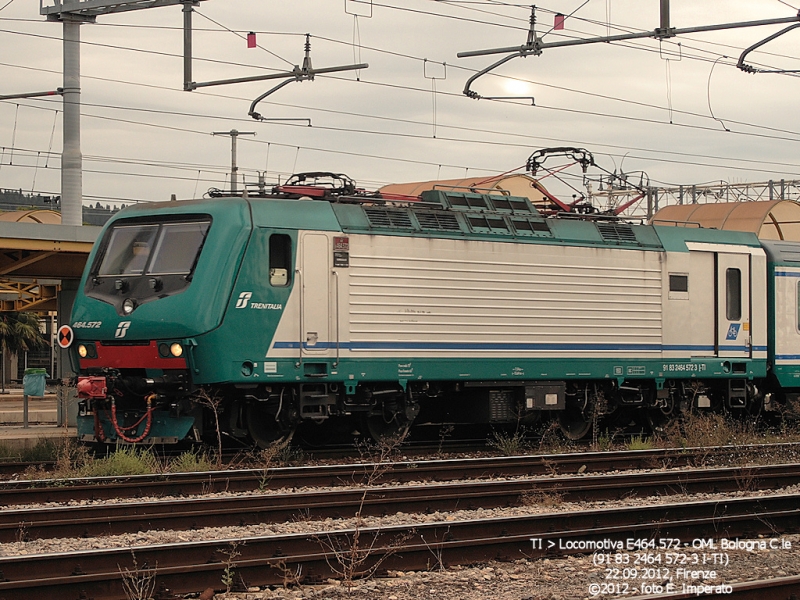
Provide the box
[269,234,292,287]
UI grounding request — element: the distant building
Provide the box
[0,189,119,226]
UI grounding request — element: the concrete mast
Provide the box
[212,129,255,195]
[41,0,206,224]
[61,16,84,227]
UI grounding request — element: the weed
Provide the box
[168,449,214,473]
[488,428,529,456]
[15,522,28,543]
[249,437,303,491]
[734,466,760,492]
[318,526,413,592]
[420,529,447,572]
[437,424,455,456]
[625,435,654,451]
[218,541,243,594]
[594,431,616,452]
[521,488,564,508]
[317,431,410,591]
[537,421,575,455]
[21,438,66,462]
[20,438,92,480]
[269,558,305,590]
[79,446,161,477]
[119,551,157,600]
[0,444,16,460]
[591,387,609,449]
[672,413,746,450]
[274,444,304,466]
[194,389,225,467]
[0,437,78,464]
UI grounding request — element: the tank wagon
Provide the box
[64,176,799,446]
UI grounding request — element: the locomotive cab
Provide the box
[69,199,253,444]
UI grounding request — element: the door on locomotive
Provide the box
[716,252,752,359]
[301,232,331,354]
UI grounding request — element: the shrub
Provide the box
[78,446,161,477]
[625,435,654,451]
[488,428,529,456]
[168,449,215,473]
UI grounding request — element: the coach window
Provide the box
[726,268,741,321]
[269,234,292,287]
[797,281,800,332]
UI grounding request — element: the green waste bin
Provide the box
[22,368,48,428]
[23,368,48,398]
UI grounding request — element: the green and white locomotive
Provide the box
[66,174,798,446]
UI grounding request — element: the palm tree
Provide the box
[0,312,48,390]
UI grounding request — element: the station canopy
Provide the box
[0,210,63,225]
[0,210,98,311]
[650,200,800,241]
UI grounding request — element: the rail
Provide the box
[1,442,799,505]
[0,493,797,599]
[2,462,799,543]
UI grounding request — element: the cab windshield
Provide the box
[97,220,211,277]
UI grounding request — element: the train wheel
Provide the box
[558,409,592,440]
[363,389,418,443]
[559,385,594,440]
[364,412,410,442]
[246,402,296,449]
[646,395,677,431]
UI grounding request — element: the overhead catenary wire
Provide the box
[192,9,296,68]
[8,72,800,185]
[7,95,800,186]
[2,3,800,196]
[4,4,799,71]
[431,0,800,74]
[7,73,800,185]
[10,50,800,175]
[45,91,800,157]
[1,13,796,134]
[707,56,731,132]
[3,52,792,146]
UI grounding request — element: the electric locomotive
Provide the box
[65,173,797,447]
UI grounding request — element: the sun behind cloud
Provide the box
[502,78,532,95]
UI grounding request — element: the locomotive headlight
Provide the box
[169,343,183,357]
[122,298,136,315]
[77,344,88,358]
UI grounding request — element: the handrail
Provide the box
[431,184,511,196]
[650,218,703,228]
[295,267,302,368]
[333,270,340,368]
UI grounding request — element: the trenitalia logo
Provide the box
[235,292,252,309]
[115,321,131,338]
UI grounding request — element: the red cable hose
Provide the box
[110,395,155,444]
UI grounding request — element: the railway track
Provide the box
[2,442,798,505]
[0,492,797,599]
[2,462,799,543]
[638,575,800,599]
[0,461,53,478]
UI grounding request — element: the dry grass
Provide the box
[487,428,530,456]
[520,488,564,508]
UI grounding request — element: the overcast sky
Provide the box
[1,0,800,211]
